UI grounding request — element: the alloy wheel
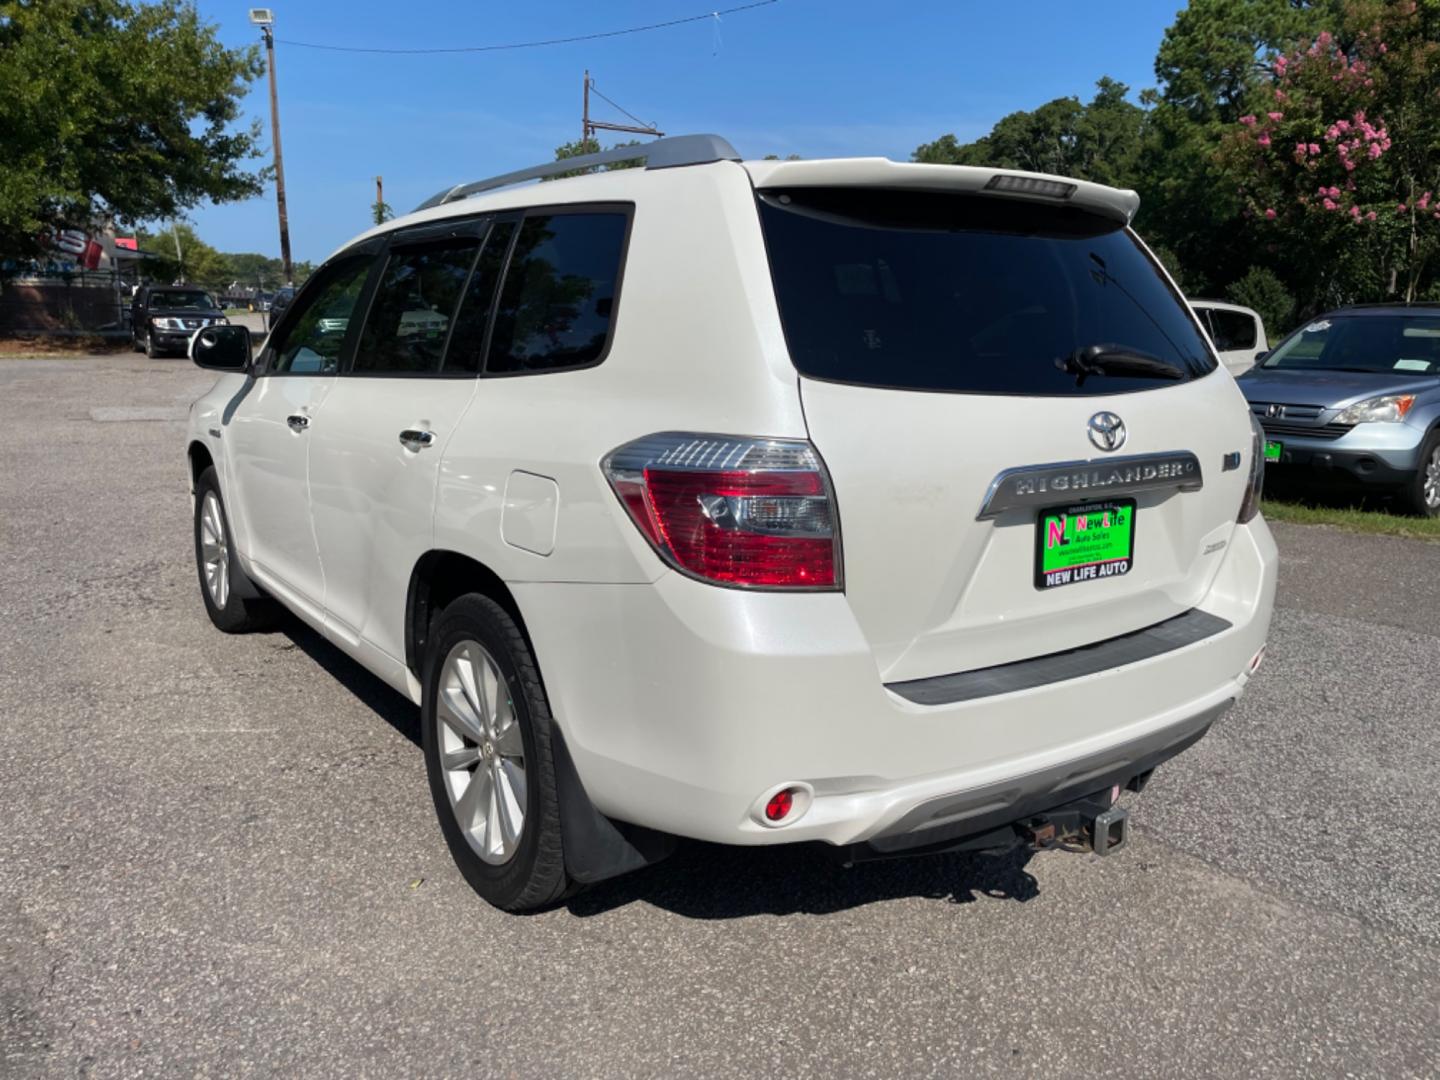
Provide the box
[199,491,230,608]
[1425,445,1440,510]
[436,641,527,865]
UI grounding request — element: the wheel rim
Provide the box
[436,641,526,865]
[199,491,230,608]
[1425,446,1440,510]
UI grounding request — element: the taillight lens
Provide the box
[1238,413,1265,524]
[602,433,842,589]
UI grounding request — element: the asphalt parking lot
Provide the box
[3,344,1438,1078]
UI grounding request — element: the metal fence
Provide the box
[0,270,132,337]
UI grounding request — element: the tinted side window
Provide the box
[486,212,627,374]
[443,221,515,374]
[1209,309,1258,351]
[353,241,478,374]
[269,257,372,374]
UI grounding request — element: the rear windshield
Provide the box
[757,188,1215,395]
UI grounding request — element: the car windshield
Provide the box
[1262,314,1440,374]
[149,291,217,310]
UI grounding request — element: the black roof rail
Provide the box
[412,134,741,213]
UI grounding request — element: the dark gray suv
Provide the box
[1238,304,1440,515]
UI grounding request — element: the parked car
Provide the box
[1238,303,1440,515]
[185,135,1276,911]
[130,285,227,358]
[264,286,296,331]
[1191,299,1268,375]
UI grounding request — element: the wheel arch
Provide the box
[406,549,679,884]
[188,440,215,493]
[404,550,526,680]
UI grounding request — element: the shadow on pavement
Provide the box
[281,620,421,748]
[566,841,1041,919]
[278,618,1043,918]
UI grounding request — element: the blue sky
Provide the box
[190,1,1186,263]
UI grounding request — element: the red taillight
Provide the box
[765,789,795,822]
[603,433,841,590]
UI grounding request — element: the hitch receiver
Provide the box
[1090,806,1129,856]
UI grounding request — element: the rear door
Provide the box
[757,187,1255,681]
[307,217,511,664]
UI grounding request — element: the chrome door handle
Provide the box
[287,413,310,432]
[399,428,436,451]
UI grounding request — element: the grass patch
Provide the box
[1262,497,1440,540]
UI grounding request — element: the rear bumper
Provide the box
[513,517,1277,848]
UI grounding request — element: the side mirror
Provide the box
[191,324,253,372]
[1253,349,1269,362]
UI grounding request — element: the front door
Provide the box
[308,218,510,665]
[225,253,374,618]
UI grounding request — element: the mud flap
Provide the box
[549,724,678,884]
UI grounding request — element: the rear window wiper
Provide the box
[1057,344,1187,386]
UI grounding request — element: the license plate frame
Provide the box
[1034,499,1136,590]
[1264,439,1283,463]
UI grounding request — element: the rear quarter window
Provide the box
[484,210,629,375]
[757,188,1216,396]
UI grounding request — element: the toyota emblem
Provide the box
[1087,412,1127,452]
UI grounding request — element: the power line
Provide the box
[276,0,779,55]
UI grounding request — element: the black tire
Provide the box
[421,594,570,912]
[1402,430,1440,518]
[131,330,144,353]
[193,466,276,632]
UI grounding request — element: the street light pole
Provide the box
[251,9,293,285]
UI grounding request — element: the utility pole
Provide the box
[582,71,663,144]
[171,221,184,283]
[375,175,383,210]
[250,9,293,285]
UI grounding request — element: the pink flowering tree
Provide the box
[1221,1,1440,304]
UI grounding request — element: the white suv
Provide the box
[186,135,1276,911]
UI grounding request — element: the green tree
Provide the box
[1221,1,1440,308]
[1128,1,1342,299]
[0,0,266,264]
[913,78,1145,187]
[137,223,227,287]
[1226,266,1294,337]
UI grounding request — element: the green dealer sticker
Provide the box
[1034,499,1136,590]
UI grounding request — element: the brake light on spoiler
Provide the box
[602,433,842,590]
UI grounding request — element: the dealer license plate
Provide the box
[1035,500,1136,590]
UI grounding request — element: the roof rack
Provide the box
[413,133,741,213]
